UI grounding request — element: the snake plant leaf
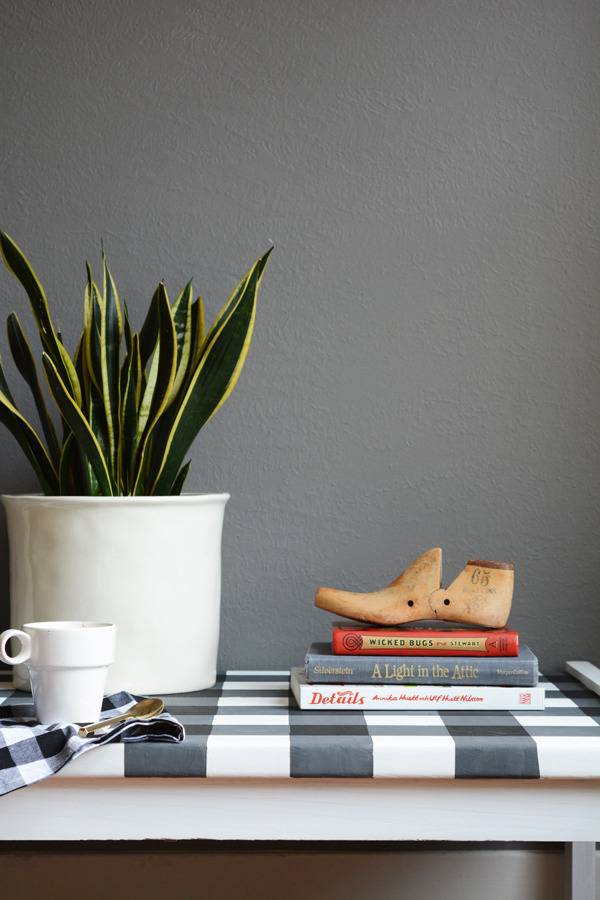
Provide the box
[89,381,110,458]
[196,296,206,368]
[123,301,133,359]
[74,331,91,415]
[0,232,82,407]
[87,284,104,389]
[73,331,83,372]
[83,267,100,394]
[195,296,206,350]
[0,354,15,404]
[119,334,141,492]
[139,285,160,370]
[170,460,191,495]
[120,303,136,407]
[0,388,58,494]
[85,262,93,310]
[148,292,207,460]
[85,382,110,495]
[167,294,207,414]
[100,257,122,473]
[103,254,123,337]
[196,248,271,421]
[136,282,172,436]
[137,284,176,437]
[42,354,113,495]
[168,281,194,405]
[137,345,159,437]
[132,335,142,411]
[199,246,265,358]
[58,432,84,494]
[149,248,271,495]
[132,286,177,492]
[173,282,193,350]
[58,433,75,494]
[84,283,107,476]
[7,313,61,466]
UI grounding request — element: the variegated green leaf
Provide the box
[199,258,257,359]
[119,334,141,492]
[194,295,206,353]
[136,284,176,438]
[83,276,110,480]
[59,433,80,494]
[137,345,159,437]
[0,231,82,406]
[148,292,206,464]
[100,256,122,474]
[84,280,103,396]
[103,252,123,337]
[139,285,160,370]
[0,388,58,494]
[123,300,133,358]
[168,281,194,405]
[74,331,91,416]
[149,248,271,495]
[0,353,15,404]
[42,354,113,495]
[173,282,192,345]
[132,286,177,493]
[177,295,206,398]
[86,382,109,494]
[170,459,191,495]
[82,265,98,394]
[7,313,61,465]
[58,434,75,494]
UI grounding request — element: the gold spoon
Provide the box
[78,697,165,737]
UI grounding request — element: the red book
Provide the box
[332,624,519,657]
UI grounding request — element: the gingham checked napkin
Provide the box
[0,690,184,796]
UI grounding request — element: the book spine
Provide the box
[291,675,545,710]
[331,628,519,657]
[305,652,538,686]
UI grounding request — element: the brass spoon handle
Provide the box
[78,711,134,737]
[78,699,165,738]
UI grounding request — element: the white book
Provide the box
[290,668,545,710]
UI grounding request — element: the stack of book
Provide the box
[291,621,545,710]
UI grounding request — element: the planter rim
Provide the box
[2,493,230,505]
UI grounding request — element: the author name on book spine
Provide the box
[309,690,487,706]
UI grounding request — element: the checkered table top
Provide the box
[2,669,599,779]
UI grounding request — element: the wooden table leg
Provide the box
[566,842,596,900]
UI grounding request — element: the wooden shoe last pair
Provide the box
[315,548,514,628]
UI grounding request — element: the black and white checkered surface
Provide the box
[1,669,599,781]
[0,676,183,795]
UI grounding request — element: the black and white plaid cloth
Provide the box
[0,684,184,796]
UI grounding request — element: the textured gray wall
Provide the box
[0,0,598,671]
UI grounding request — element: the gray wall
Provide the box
[1,0,599,671]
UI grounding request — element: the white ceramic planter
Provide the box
[2,494,229,694]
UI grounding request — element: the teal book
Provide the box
[305,643,538,686]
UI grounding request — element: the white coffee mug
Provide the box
[0,621,116,725]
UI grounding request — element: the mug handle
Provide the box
[0,629,31,665]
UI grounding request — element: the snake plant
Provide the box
[0,231,271,495]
